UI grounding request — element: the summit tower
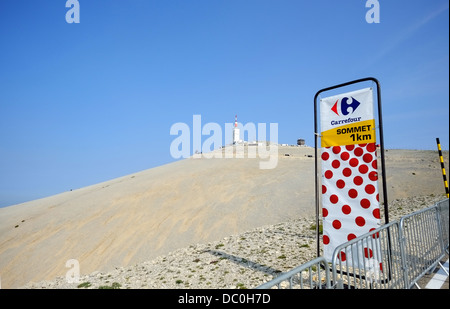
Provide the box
[233,115,240,144]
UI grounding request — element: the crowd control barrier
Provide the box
[256,198,449,289]
[256,257,331,289]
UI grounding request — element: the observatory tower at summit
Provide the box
[233,115,241,144]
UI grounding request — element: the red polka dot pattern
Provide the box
[321,143,381,262]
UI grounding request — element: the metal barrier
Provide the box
[436,199,449,254]
[330,221,405,289]
[256,198,449,289]
[255,257,331,289]
[399,201,448,288]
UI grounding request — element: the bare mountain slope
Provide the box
[0,146,447,288]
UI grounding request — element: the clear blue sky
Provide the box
[1,0,448,207]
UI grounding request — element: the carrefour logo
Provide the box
[331,97,361,116]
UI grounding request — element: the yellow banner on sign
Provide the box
[321,119,376,147]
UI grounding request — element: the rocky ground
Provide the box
[22,194,447,289]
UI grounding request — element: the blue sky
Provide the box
[0,0,448,207]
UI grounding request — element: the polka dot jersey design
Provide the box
[321,143,381,262]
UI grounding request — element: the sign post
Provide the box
[314,78,389,264]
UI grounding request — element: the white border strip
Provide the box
[425,259,449,289]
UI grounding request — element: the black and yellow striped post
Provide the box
[436,138,449,198]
